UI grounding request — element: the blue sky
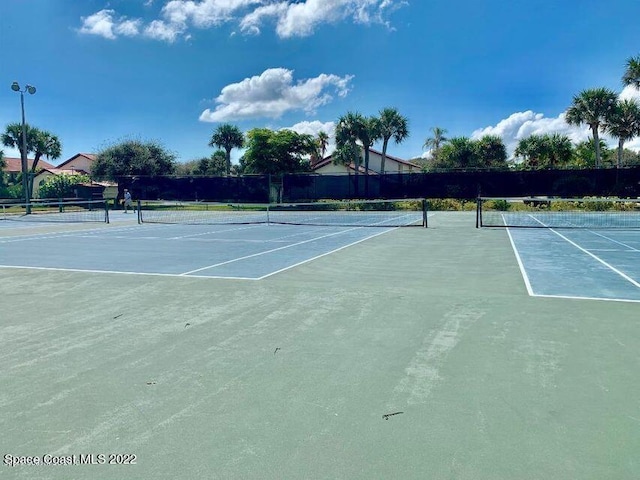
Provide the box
[1,0,640,167]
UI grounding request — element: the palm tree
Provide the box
[423,127,448,160]
[30,129,62,199]
[622,55,640,89]
[605,99,640,168]
[317,131,329,159]
[514,135,545,168]
[2,123,62,199]
[378,107,409,174]
[335,112,365,190]
[1,122,36,158]
[545,133,574,168]
[209,124,244,176]
[565,88,618,168]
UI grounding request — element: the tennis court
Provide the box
[0,220,417,280]
[1,207,639,479]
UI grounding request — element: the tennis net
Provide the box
[477,197,640,229]
[138,199,427,227]
[0,200,110,223]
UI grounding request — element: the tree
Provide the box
[435,137,477,169]
[92,139,176,181]
[2,123,62,200]
[335,112,365,193]
[427,135,508,170]
[209,124,244,176]
[39,173,91,199]
[335,112,381,195]
[573,138,612,168]
[605,99,640,168]
[622,55,640,89]
[175,151,227,176]
[423,127,449,160]
[474,135,508,169]
[514,135,546,168]
[241,128,315,175]
[317,131,329,159]
[514,134,573,169]
[378,107,409,174]
[565,88,618,168]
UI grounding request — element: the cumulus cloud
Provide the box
[79,9,119,39]
[199,68,354,122]
[79,0,406,42]
[471,111,592,158]
[286,120,337,155]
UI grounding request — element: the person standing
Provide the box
[124,189,133,213]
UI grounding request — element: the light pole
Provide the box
[11,81,36,213]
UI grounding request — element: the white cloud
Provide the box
[79,9,143,39]
[241,0,406,38]
[79,9,118,39]
[472,93,640,158]
[144,19,184,42]
[286,120,337,155]
[619,84,640,102]
[471,110,591,158]
[115,19,143,37]
[199,68,354,122]
[79,1,406,42]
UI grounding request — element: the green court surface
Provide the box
[1,212,639,479]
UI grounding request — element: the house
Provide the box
[2,157,55,175]
[311,147,421,175]
[31,153,114,199]
[54,153,96,174]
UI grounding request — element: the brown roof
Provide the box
[311,147,420,172]
[2,157,56,173]
[55,153,97,169]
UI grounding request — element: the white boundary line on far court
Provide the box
[0,264,260,281]
[0,214,432,281]
[504,225,640,303]
[503,222,535,297]
[179,222,406,276]
[527,214,640,290]
[530,292,640,304]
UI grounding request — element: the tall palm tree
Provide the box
[605,99,640,168]
[209,124,244,176]
[335,112,373,194]
[1,122,36,158]
[317,131,329,159]
[360,116,381,196]
[622,55,640,89]
[29,129,62,200]
[423,127,448,159]
[378,107,409,174]
[2,123,61,199]
[565,88,618,168]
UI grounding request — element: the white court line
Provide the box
[256,226,401,280]
[587,230,640,252]
[528,215,640,290]
[179,223,392,275]
[530,293,640,304]
[504,223,535,297]
[0,225,142,243]
[168,223,264,239]
[0,264,259,281]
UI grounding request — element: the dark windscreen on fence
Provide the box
[114,167,640,204]
[116,175,271,203]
